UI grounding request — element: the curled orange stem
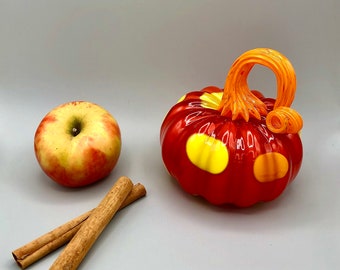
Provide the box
[266,106,303,134]
[218,48,302,133]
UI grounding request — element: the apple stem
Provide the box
[70,118,82,137]
[72,127,80,136]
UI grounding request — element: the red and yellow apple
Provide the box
[34,101,121,187]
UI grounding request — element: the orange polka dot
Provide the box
[253,152,289,182]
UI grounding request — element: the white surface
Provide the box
[1,1,339,269]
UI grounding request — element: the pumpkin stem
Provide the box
[218,48,298,125]
[266,106,303,134]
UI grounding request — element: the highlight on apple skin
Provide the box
[34,101,121,187]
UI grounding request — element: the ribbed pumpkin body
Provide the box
[160,87,303,207]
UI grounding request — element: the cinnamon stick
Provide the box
[49,176,133,270]
[12,182,146,269]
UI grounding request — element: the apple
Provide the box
[34,101,121,187]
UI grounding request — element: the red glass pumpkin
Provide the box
[160,48,303,207]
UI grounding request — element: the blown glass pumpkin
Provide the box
[160,48,303,207]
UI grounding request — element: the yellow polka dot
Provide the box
[186,133,229,174]
[177,94,186,103]
[200,92,223,110]
[253,152,289,182]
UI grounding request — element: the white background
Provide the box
[1,1,339,269]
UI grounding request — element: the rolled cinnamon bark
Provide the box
[49,176,133,270]
[12,181,146,269]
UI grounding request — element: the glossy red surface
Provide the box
[160,87,303,207]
